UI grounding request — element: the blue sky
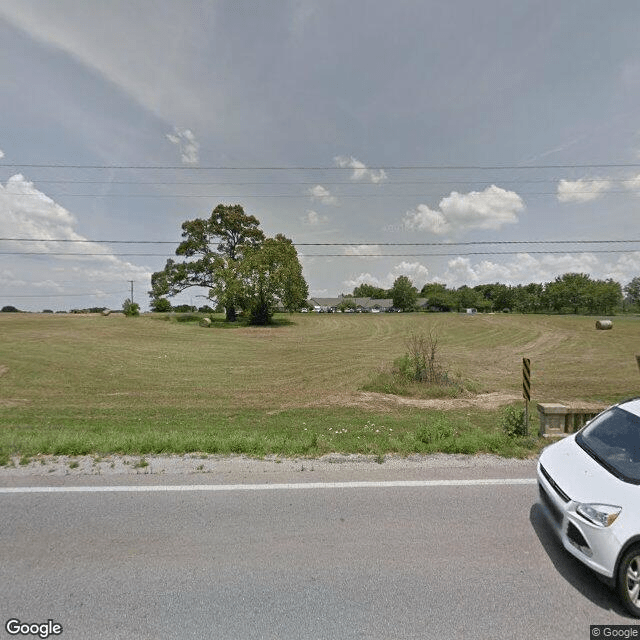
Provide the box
[1,0,640,311]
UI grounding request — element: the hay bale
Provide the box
[102,309,111,316]
[199,317,212,327]
[596,319,612,330]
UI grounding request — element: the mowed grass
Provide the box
[0,311,638,462]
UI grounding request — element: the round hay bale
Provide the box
[199,317,212,328]
[596,319,613,330]
[102,309,111,316]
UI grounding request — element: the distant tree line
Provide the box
[345,273,640,315]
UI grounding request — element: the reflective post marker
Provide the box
[523,357,531,435]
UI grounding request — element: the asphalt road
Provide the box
[0,459,635,639]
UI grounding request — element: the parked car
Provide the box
[537,397,640,616]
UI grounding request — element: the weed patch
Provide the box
[363,328,476,399]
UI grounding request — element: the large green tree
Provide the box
[391,275,418,311]
[150,204,307,324]
[545,273,593,314]
[239,234,308,324]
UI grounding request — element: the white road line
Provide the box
[0,478,537,494]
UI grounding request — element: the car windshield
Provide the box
[576,406,640,484]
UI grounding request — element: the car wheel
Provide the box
[617,545,640,617]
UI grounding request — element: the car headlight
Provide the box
[576,503,621,527]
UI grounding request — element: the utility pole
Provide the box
[129,280,134,303]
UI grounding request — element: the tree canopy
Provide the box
[354,272,628,315]
[150,204,308,324]
[391,275,418,311]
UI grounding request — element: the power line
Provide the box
[2,250,639,257]
[15,178,633,186]
[5,190,636,198]
[2,162,640,170]
[2,291,124,298]
[1,238,639,246]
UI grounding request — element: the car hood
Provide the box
[539,435,637,506]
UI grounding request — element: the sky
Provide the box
[1,0,640,311]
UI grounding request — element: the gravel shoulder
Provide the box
[0,452,538,485]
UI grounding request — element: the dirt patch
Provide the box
[0,365,8,377]
[306,391,522,412]
[0,398,29,408]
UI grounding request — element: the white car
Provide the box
[537,397,640,616]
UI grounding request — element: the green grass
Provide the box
[0,311,638,462]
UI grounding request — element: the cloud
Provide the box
[343,271,387,289]
[344,244,381,256]
[404,205,449,235]
[0,173,150,280]
[166,127,200,164]
[340,251,640,295]
[442,252,603,287]
[308,184,337,205]
[557,178,612,203]
[0,149,4,159]
[300,210,328,225]
[392,261,430,285]
[1,175,82,249]
[404,185,523,235]
[334,155,387,184]
[343,261,429,290]
[624,174,640,193]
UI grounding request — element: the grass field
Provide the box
[1,311,638,463]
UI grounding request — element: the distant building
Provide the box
[307,296,395,313]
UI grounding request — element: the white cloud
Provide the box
[391,261,430,286]
[166,127,200,164]
[308,184,337,205]
[343,271,386,289]
[404,185,523,235]
[557,178,612,203]
[340,251,640,295]
[0,174,150,285]
[334,155,387,184]
[343,261,429,290]
[1,175,82,249]
[300,209,328,225]
[443,252,603,287]
[0,149,4,159]
[344,245,381,256]
[624,174,640,193]
[403,205,450,234]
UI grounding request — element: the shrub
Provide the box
[122,299,140,317]
[417,416,456,444]
[150,297,172,312]
[404,330,449,384]
[500,405,527,437]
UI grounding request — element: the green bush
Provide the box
[150,297,172,312]
[122,299,140,317]
[417,417,455,444]
[500,405,527,437]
